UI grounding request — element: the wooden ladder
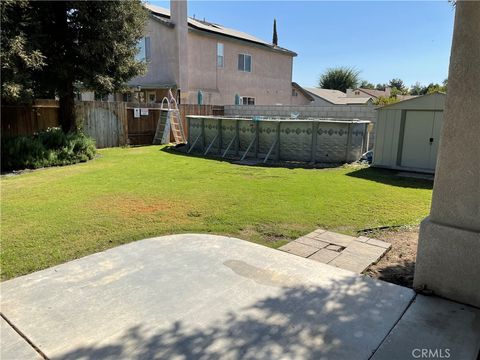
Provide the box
[153,93,187,145]
[169,109,187,144]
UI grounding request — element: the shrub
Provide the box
[1,128,96,171]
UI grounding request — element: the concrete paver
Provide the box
[295,236,329,249]
[366,238,391,249]
[1,234,414,360]
[371,295,480,360]
[315,231,356,247]
[357,236,370,243]
[329,242,386,272]
[325,244,343,252]
[280,229,390,273]
[308,248,340,263]
[278,241,317,257]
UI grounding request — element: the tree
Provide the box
[1,1,148,132]
[359,80,375,89]
[410,81,423,95]
[0,0,45,103]
[374,96,400,106]
[272,18,278,46]
[388,78,406,92]
[424,83,447,94]
[318,67,360,93]
[375,83,387,91]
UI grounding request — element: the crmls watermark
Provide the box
[412,348,451,359]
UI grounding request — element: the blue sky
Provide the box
[151,1,455,88]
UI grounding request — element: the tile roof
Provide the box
[145,4,296,56]
[305,88,372,105]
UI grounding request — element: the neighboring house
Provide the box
[346,87,417,102]
[291,83,314,105]
[304,87,374,105]
[346,88,392,99]
[373,92,446,173]
[123,1,311,106]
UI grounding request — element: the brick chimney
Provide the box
[171,0,189,102]
[384,86,391,97]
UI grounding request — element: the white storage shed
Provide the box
[373,92,446,173]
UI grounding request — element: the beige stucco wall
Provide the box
[290,88,313,106]
[128,18,178,87]
[186,31,295,105]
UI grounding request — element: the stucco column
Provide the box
[413,1,480,307]
[171,0,189,102]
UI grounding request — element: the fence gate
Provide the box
[76,101,128,148]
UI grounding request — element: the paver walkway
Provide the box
[279,229,390,273]
[1,234,478,359]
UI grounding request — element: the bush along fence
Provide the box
[1,100,224,148]
[1,128,96,171]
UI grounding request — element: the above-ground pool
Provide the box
[185,116,370,164]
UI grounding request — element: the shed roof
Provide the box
[377,92,446,111]
[145,4,296,56]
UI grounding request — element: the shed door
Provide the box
[428,111,443,170]
[401,111,435,169]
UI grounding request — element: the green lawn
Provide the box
[1,146,433,280]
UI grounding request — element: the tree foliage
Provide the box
[272,18,278,46]
[409,79,447,95]
[359,80,375,89]
[318,67,360,93]
[388,78,408,93]
[374,96,401,106]
[1,1,148,132]
[0,0,45,102]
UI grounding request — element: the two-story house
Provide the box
[126,1,312,106]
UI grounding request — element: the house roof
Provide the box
[353,88,387,98]
[292,83,314,101]
[304,88,372,105]
[145,4,296,56]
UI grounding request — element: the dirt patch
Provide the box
[239,223,309,247]
[90,194,196,223]
[363,225,419,288]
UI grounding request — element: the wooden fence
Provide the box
[1,100,59,137]
[76,101,128,148]
[126,103,223,145]
[1,100,223,148]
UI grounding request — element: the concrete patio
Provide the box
[1,234,479,359]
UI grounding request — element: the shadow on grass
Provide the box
[346,167,434,189]
[160,146,350,170]
[55,275,410,360]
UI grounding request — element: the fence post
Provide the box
[311,121,318,163]
[345,123,353,162]
[187,116,191,151]
[201,117,205,151]
[275,121,281,161]
[255,121,260,158]
[218,118,223,154]
[235,119,240,156]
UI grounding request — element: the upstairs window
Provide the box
[238,54,251,72]
[242,96,255,105]
[217,43,224,68]
[136,36,151,62]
